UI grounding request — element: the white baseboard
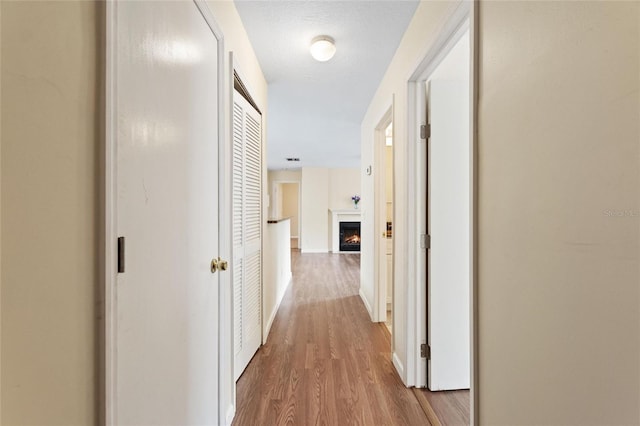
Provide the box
[300,249,329,253]
[359,288,374,321]
[392,352,406,385]
[225,403,235,426]
[263,273,292,344]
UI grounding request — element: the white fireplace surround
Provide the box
[329,209,362,253]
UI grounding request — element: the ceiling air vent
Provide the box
[286,158,300,162]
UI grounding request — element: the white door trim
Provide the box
[228,59,265,424]
[104,1,226,424]
[404,0,478,424]
[104,2,116,422]
[373,104,393,324]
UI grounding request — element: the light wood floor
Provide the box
[233,251,468,425]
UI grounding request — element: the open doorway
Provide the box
[282,183,299,249]
[426,27,470,392]
[384,123,394,334]
[274,182,300,249]
[374,105,394,334]
[411,12,473,425]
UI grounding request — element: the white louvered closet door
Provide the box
[233,90,262,381]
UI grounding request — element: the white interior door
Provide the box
[427,79,471,391]
[114,2,221,423]
[233,90,263,380]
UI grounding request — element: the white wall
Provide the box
[1,2,101,424]
[262,219,291,343]
[300,167,329,252]
[478,1,639,424]
[385,146,393,222]
[361,0,458,384]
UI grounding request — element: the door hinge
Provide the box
[420,343,430,359]
[420,124,431,140]
[117,236,125,273]
[420,234,431,249]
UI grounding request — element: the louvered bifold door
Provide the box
[233,90,263,381]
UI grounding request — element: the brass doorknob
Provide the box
[219,258,228,271]
[211,258,219,273]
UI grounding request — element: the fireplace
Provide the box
[339,222,361,252]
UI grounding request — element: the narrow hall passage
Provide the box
[233,252,430,426]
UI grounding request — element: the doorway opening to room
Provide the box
[409,6,475,424]
[383,123,394,334]
[426,26,471,392]
[271,181,301,250]
[374,106,395,339]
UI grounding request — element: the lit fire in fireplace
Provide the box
[344,234,360,244]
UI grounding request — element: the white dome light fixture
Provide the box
[310,36,336,62]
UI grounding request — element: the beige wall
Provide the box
[206,1,267,110]
[268,169,301,184]
[363,0,640,422]
[267,169,301,219]
[0,2,3,420]
[478,1,639,423]
[281,183,299,238]
[0,3,3,420]
[1,0,268,423]
[270,168,360,251]
[1,1,102,424]
[301,167,329,252]
[276,183,284,217]
[327,167,361,252]
[328,168,361,210]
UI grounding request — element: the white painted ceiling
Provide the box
[234,0,419,170]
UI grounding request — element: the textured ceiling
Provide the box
[234,0,419,170]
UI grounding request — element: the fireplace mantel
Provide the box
[329,209,361,253]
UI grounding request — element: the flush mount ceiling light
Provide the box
[310,36,336,62]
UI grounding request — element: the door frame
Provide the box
[104,1,226,424]
[227,53,265,423]
[373,104,394,326]
[405,0,478,423]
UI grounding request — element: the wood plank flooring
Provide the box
[413,389,470,426]
[233,252,431,426]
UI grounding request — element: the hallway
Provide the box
[233,251,430,425]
